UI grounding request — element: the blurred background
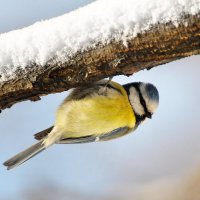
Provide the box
[1,1,200,200]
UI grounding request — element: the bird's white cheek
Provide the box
[147,101,159,113]
[141,118,149,124]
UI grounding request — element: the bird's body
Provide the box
[56,81,135,139]
[3,80,159,170]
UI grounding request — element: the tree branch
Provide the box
[0,13,199,111]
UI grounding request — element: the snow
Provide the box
[0,0,199,82]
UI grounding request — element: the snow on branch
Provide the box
[0,0,200,110]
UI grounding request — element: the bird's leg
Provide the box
[103,76,113,94]
[106,76,113,86]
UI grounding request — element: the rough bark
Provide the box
[0,13,200,111]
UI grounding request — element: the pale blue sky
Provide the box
[1,1,200,200]
[0,0,94,33]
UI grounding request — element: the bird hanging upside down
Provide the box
[3,80,159,170]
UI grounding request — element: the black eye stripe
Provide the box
[123,82,153,124]
[133,84,152,119]
[134,85,147,111]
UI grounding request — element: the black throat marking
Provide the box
[123,83,152,125]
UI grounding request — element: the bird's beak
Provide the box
[146,112,152,119]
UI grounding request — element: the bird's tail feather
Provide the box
[3,140,45,170]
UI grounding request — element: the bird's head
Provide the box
[123,82,159,123]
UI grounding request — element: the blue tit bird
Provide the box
[3,80,159,170]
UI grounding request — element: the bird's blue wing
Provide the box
[58,127,131,144]
[99,127,131,141]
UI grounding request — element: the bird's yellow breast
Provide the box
[56,84,136,138]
